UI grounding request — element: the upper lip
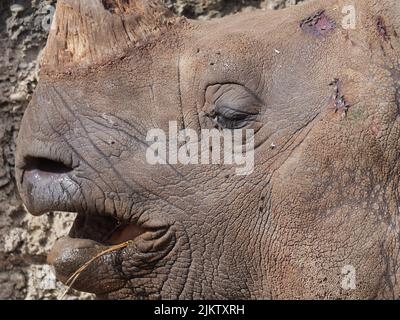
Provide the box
[16,154,81,216]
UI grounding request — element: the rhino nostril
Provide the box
[24,156,73,174]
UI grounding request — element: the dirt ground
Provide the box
[0,0,305,300]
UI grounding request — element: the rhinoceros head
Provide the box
[15,0,400,299]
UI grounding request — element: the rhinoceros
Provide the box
[15,0,400,299]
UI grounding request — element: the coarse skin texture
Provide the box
[15,0,400,299]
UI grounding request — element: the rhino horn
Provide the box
[42,0,181,72]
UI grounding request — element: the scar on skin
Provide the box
[300,10,336,38]
[329,79,350,117]
[377,16,390,41]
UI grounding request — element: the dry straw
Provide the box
[58,240,134,300]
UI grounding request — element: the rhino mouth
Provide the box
[46,210,171,292]
[69,213,148,246]
[17,154,173,295]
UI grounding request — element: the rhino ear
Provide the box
[42,0,181,72]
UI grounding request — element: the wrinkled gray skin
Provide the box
[15,0,400,299]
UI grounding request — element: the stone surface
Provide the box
[0,0,305,300]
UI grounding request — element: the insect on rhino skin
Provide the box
[15,0,400,299]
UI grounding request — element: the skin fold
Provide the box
[15,0,400,299]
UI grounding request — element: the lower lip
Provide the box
[48,220,147,265]
[47,236,100,267]
[47,235,127,294]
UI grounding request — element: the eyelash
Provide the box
[207,110,253,129]
[216,114,248,129]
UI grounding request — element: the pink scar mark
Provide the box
[300,10,336,38]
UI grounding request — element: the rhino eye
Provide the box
[205,84,262,130]
[212,107,257,129]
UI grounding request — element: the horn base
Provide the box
[42,0,182,72]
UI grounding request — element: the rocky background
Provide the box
[0,0,305,300]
